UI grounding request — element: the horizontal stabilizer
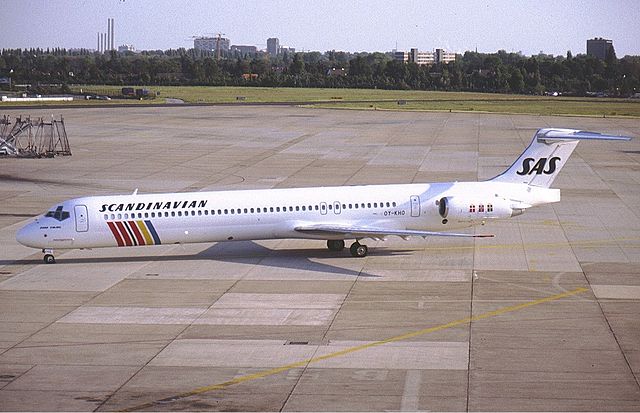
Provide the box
[295,224,494,239]
[537,128,632,142]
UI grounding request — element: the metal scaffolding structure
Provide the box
[0,115,71,158]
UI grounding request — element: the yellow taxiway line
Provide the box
[120,286,589,412]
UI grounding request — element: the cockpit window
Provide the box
[45,206,70,222]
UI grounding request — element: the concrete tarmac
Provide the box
[1,106,639,411]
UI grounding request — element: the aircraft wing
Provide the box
[294,224,494,240]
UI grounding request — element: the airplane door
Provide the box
[74,205,89,232]
[333,201,341,214]
[410,195,420,217]
[320,202,327,215]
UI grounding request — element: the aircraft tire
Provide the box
[327,240,345,251]
[350,242,368,257]
[44,254,56,264]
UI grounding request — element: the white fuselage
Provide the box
[16,180,559,250]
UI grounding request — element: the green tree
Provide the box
[509,68,525,93]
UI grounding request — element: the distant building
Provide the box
[231,45,257,55]
[434,48,456,64]
[394,48,453,65]
[194,36,230,53]
[587,37,613,60]
[267,38,279,56]
[280,46,295,55]
[118,44,136,53]
[394,51,409,62]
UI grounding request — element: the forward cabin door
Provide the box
[410,195,420,217]
[74,205,89,232]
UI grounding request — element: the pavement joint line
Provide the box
[119,286,589,412]
[420,237,640,252]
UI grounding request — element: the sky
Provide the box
[1,0,639,57]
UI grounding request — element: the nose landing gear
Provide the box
[42,249,56,264]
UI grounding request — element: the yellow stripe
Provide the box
[136,221,154,245]
[120,286,588,412]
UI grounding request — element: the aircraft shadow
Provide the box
[2,242,415,278]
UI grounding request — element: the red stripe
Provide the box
[107,221,124,247]
[115,221,132,246]
[128,221,145,246]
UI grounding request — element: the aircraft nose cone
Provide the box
[16,224,37,247]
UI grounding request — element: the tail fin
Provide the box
[491,128,631,188]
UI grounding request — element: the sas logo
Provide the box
[517,156,561,176]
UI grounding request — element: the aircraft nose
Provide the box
[16,223,38,248]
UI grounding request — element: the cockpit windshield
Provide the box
[44,206,70,222]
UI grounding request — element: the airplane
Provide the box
[16,128,631,264]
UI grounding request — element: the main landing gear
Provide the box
[42,249,56,264]
[326,240,368,257]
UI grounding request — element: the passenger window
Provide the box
[289,206,293,212]
[392,202,396,207]
[342,204,346,209]
[367,203,371,208]
[151,212,155,218]
[251,208,254,213]
[328,204,332,210]
[316,205,320,210]
[349,204,353,209]
[198,211,202,216]
[302,206,306,211]
[224,209,228,214]
[104,214,108,220]
[244,208,248,213]
[204,210,208,215]
[354,204,358,209]
[178,211,182,216]
[276,207,280,212]
[117,214,122,219]
[231,209,235,214]
[192,211,196,216]
[296,206,300,211]
[217,210,222,215]
[386,202,390,207]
